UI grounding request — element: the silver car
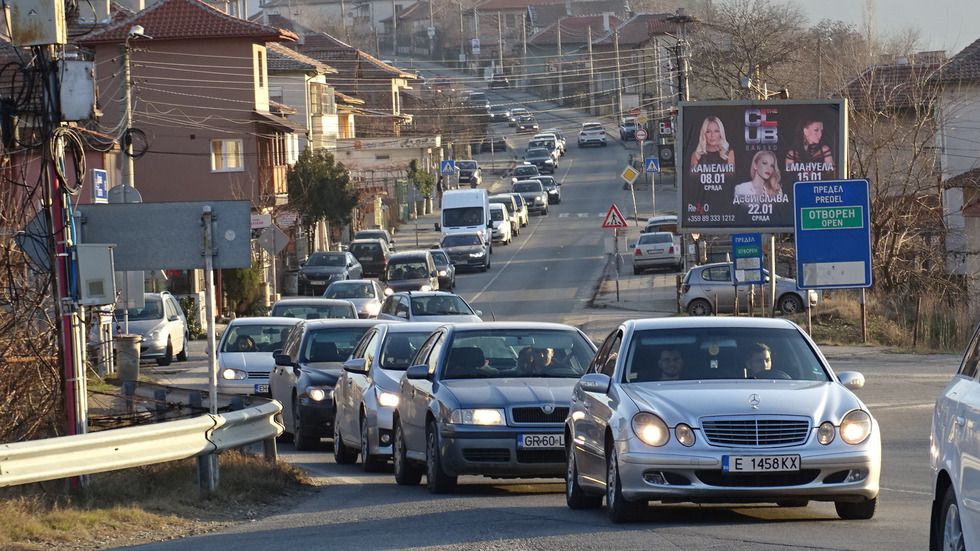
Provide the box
[566,317,880,522]
[115,291,189,366]
[929,323,980,550]
[333,322,442,471]
[680,262,819,315]
[323,279,385,319]
[393,322,598,493]
[630,231,681,274]
[377,291,482,323]
[216,317,300,395]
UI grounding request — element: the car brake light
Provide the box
[599,131,606,135]
[634,248,642,256]
[682,284,690,293]
[669,246,675,253]
[580,132,586,136]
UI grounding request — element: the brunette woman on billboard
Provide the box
[733,150,784,210]
[785,118,835,172]
[689,116,735,169]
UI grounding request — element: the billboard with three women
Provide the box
[677,99,847,233]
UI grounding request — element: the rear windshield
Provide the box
[514,182,543,192]
[457,161,477,170]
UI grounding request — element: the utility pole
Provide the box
[614,28,623,118]
[667,8,696,102]
[392,0,398,56]
[428,0,434,58]
[457,1,464,66]
[521,14,527,90]
[556,21,563,105]
[588,26,595,115]
[119,41,134,192]
[497,11,503,73]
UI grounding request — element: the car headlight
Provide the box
[384,287,394,296]
[451,408,506,425]
[148,329,162,341]
[306,386,333,402]
[420,285,432,292]
[817,421,836,445]
[378,391,399,408]
[631,412,669,447]
[438,269,448,277]
[534,197,544,204]
[364,302,381,316]
[840,410,872,444]
[221,368,247,380]
[675,423,696,446]
[469,250,486,258]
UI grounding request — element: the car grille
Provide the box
[695,469,820,487]
[462,448,510,462]
[701,416,810,447]
[246,371,269,380]
[516,449,565,464]
[511,407,568,424]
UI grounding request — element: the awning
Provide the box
[252,111,306,133]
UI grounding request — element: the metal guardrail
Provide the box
[0,400,283,488]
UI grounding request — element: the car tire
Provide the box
[426,421,457,494]
[933,485,964,551]
[361,415,386,473]
[778,294,805,315]
[293,399,319,451]
[393,421,422,485]
[333,417,359,464]
[602,142,608,147]
[176,333,189,362]
[633,265,642,275]
[835,496,878,520]
[156,339,173,366]
[606,445,644,522]
[687,299,713,316]
[566,444,602,509]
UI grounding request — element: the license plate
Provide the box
[645,248,665,254]
[722,454,800,473]
[254,384,269,393]
[359,256,372,261]
[309,280,324,285]
[517,434,564,449]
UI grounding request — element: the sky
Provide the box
[798,0,980,54]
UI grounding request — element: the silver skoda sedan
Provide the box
[565,317,881,522]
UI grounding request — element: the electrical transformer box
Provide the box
[60,60,97,121]
[75,243,116,306]
[8,0,67,46]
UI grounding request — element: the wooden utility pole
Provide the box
[557,21,563,104]
[588,26,595,115]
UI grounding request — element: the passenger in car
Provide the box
[657,349,684,381]
[745,342,773,378]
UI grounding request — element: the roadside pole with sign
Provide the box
[732,233,763,316]
[619,164,641,227]
[603,204,628,301]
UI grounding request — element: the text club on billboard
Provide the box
[677,100,847,233]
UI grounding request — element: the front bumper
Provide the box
[438,424,565,478]
[615,439,881,504]
[217,377,271,397]
[298,396,336,438]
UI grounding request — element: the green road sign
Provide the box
[799,206,863,230]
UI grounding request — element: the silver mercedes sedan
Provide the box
[565,317,880,522]
[392,322,597,493]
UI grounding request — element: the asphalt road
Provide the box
[121,72,960,550]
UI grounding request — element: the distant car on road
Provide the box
[347,239,390,278]
[481,131,509,152]
[523,147,556,174]
[511,164,540,183]
[440,232,491,272]
[456,160,482,187]
[489,203,513,245]
[533,175,561,205]
[381,250,440,295]
[428,248,456,290]
[297,251,363,295]
[517,115,539,134]
[353,228,396,252]
[512,179,549,215]
[116,291,189,366]
[489,73,510,89]
[578,121,607,147]
[487,105,510,122]
[680,262,819,316]
[378,291,482,323]
[619,117,639,141]
[508,107,530,126]
[269,297,358,320]
[929,324,980,551]
[323,279,385,319]
[630,231,681,274]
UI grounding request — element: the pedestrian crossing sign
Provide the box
[441,160,456,174]
[645,158,660,173]
[602,204,628,228]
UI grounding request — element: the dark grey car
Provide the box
[512,180,549,215]
[523,147,556,174]
[392,322,598,493]
[380,250,440,294]
[297,251,363,295]
[440,232,490,272]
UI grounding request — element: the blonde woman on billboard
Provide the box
[689,116,735,169]
[785,118,835,171]
[733,150,783,209]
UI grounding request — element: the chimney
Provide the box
[603,12,610,31]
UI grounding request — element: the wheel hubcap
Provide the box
[944,503,964,551]
[361,420,369,460]
[607,452,616,507]
[566,451,575,498]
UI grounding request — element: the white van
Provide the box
[440,188,492,248]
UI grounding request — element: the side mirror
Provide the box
[837,371,865,390]
[579,373,611,394]
[434,223,440,231]
[343,357,368,374]
[430,270,438,278]
[274,353,294,367]
[406,364,431,380]
[475,309,483,317]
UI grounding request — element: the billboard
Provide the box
[677,99,847,233]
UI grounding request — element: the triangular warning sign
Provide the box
[602,204,628,228]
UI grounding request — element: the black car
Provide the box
[620,117,638,141]
[270,319,383,450]
[381,250,440,294]
[535,175,561,204]
[510,164,540,183]
[297,251,363,295]
[523,147,556,174]
[487,105,510,122]
[429,248,456,289]
[440,232,491,272]
[489,73,509,89]
[353,228,396,252]
[348,239,390,278]
[456,160,482,187]
[516,115,539,134]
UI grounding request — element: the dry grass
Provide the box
[0,451,312,551]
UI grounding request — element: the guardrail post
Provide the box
[154,389,167,420]
[229,397,244,411]
[263,437,278,463]
[122,381,136,414]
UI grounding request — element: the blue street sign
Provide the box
[644,158,660,173]
[90,169,108,203]
[794,179,872,289]
[731,233,763,285]
[441,160,456,175]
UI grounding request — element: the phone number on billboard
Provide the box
[687,214,736,223]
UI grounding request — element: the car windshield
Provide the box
[441,329,594,379]
[490,208,505,221]
[457,161,477,170]
[583,123,603,131]
[514,182,542,192]
[127,298,164,320]
[270,302,357,320]
[324,282,376,299]
[380,331,435,369]
[411,295,474,316]
[386,261,428,280]
[489,106,507,113]
[302,327,373,363]
[221,323,296,353]
[306,253,345,267]
[621,327,831,383]
[350,243,382,256]
[443,206,485,227]
[430,250,450,265]
[526,148,549,157]
[442,234,482,247]
[519,116,535,122]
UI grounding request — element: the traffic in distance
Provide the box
[124,73,975,549]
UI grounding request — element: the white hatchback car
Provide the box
[929,325,980,550]
[216,316,300,395]
[489,203,513,245]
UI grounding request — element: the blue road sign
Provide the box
[441,160,456,175]
[644,158,660,173]
[91,169,108,203]
[731,233,763,285]
[794,179,872,289]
